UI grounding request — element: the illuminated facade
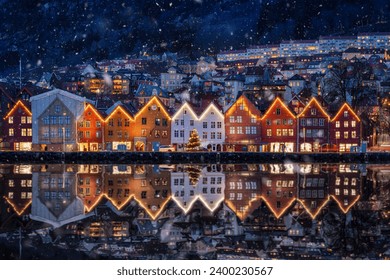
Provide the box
[77,164,104,211]
[297,97,330,152]
[2,100,32,151]
[330,103,361,152]
[77,104,104,151]
[171,102,199,151]
[30,89,90,152]
[224,94,262,152]
[104,102,133,151]
[131,96,171,151]
[261,98,297,152]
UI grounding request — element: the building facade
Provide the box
[77,103,105,151]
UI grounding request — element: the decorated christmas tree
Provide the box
[186,129,201,151]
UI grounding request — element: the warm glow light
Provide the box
[133,195,172,220]
[261,97,296,120]
[171,102,198,120]
[135,96,172,120]
[83,103,105,122]
[198,102,225,120]
[171,195,225,214]
[297,97,330,120]
[225,95,262,119]
[297,196,331,219]
[262,197,297,219]
[330,194,361,213]
[4,197,32,216]
[224,195,262,221]
[104,105,134,123]
[3,100,32,120]
[331,103,361,122]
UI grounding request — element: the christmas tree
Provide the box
[186,129,201,151]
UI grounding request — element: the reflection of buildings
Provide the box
[30,164,88,228]
[77,164,104,211]
[224,164,263,221]
[1,165,32,216]
[171,165,225,214]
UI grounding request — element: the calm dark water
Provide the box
[0,163,389,260]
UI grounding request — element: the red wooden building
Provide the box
[297,97,330,152]
[330,103,361,152]
[2,100,33,151]
[224,94,262,152]
[261,98,297,152]
[77,103,105,151]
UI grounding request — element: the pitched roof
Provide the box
[134,84,170,98]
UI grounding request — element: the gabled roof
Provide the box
[30,88,92,103]
[135,95,172,119]
[225,94,262,117]
[262,97,296,119]
[297,97,330,119]
[134,84,170,98]
[331,103,361,122]
[3,100,32,120]
[105,101,134,120]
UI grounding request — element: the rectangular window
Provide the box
[21,116,26,124]
[307,118,313,126]
[211,122,215,128]
[266,119,271,126]
[276,108,281,115]
[236,116,242,123]
[86,131,91,138]
[27,116,32,124]
[162,118,168,126]
[300,119,306,126]
[237,127,243,134]
[312,118,318,126]
[27,128,32,136]
[288,129,294,136]
[229,116,234,123]
[174,130,179,138]
[108,130,113,136]
[344,121,349,128]
[96,121,101,128]
[211,132,216,139]
[251,116,256,123]
[335,121,340,128]
[335,131,340,139]
[190,120,194,126]
[108,119,114,127]
[217,122,222,128]
[124,119,130,127]
[352,131,357,138]
[175,119,179,125]
[9,128,14,136]
[351,121,356,127]
[180,119,184,126]
[85,121,91,128]
[203,122,207,128]
[245,126,251,134]
[96,131,101,138]
[21,129,27,136]
[344,131,349,139]
[311,108,317,115]
[251,126,257,134]
[141,129,147,136]
[267,129,272,136]
[344,111,348,117]
[319,118,325,126]
[155,118,161,126]
[203,132,207,139]
[229,127,235,134]
[276,129,282,136]
[142,118,147,125]
[217,132,222,139]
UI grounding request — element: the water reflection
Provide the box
[1,163,389,260]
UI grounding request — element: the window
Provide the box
[319,118,324,126]
[335,131,340,139]
[251,116,256,123]
[352,131,357,138]
[217,132,222,139]
[124,119,130,127]
[211,132,216,139]
[307,118,312,126]
[236,116,242,123]
[179,130,184,138]
[344,121,349,128]
[190,120,194,126]
[251,126,257,134]
[85,121,91,128]
[276,108,281,115]
[239,103,244,110]
[21,129,27,136]
[86,131,91,138]
[27,116,32,124]
[311,108,317,115]
[211,122,215,128]
[351,121,356,127]
[276,129,281,136]
[300,119,306,126]
[203,132,207,139]
[230,127,235,134]
[245,126,251,134]
[203,122,207,128]
[174,119,179,125]
[141,129,147,136]
[267,129,272,136]
[27,129,32,136]
[142,118,147,125]
[335,121,340,128]
[154,130,160,137]
[108,130,113,136]
[162,118,168,126]
[174,130,179,137]
[276,119,281,125]
[288,129,294,136]
[96,131,101,138]
[344,111,348,117]
[266,119,271,126]
[237,127,243,134]
[96,121,101,128]
[344,131,349,139]
[155,118,161,126]
[55,105,61,113]
[108,119,114,127]
[217,122,222,128]
[9,128,14,136]
[21,116,26,124]
[229,116,234,123]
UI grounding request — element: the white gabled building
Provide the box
[171,102,225,151]
[171,165,225,214]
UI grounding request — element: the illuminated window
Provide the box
[251,126,257,134]
[335,188,340,195]
[288,129,294,136]
[351,131,356,138]
[344,111,348,117]
[155,118,161,126]
[276,129,281,136]
[351,189,356,196]
[335,121,340,128]
[9,128,14,136]
[335,131,340,139]
[236,127,243,134]
[344,131,349,139]
[9,180,14,187]
[344,121,348,128]
[351,121,356,127]
[351,178,357,186]
[141,129,147,136]
[335,177,340,185]
[239,104,244,110]
[282,129,288,136]
[236,116,242,123]
[251,116,256,123]
[229,116,234,123]
[343,189,348,195]
[267,129,272,136]
[311,108,317,115]
[27,116,32,124]
[319,118,324,126]
[21,116,26,124]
